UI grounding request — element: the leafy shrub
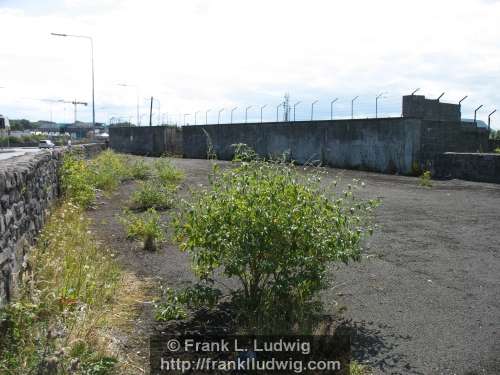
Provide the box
[89,150,129,191]
[174,149,378,332]
[177,283,222,310]
[154,287,187,321]
[127,158,151,180]
[60,153,96,208]
[494,147,500,154]
[420,170,432,187]
[154,158,184,185]
[120,208,165,251]
[130,180,176,210]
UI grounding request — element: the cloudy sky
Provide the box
[1,0,499,128]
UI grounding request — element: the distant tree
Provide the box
[9,119,38,131]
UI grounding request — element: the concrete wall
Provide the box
[434,152,500,184]
[0,144,105,307]
[109,126,182,156]
[182,118,422,174]
[403,95,461,122]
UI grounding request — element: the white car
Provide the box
[38,140,55,149]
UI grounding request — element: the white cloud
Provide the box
[0,0,499,128]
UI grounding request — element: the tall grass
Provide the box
[0,203,121,374]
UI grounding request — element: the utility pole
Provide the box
[149,96,153,126]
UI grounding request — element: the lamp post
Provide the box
[474,105,483,125]
[194,111,201,125]
[260,104,267,123]
[205,109,211,125]
[330,98,338,120]
[351,96,359,119]
[293,101,301,122]
[218,108,224,124]
[375,92,387,119]
[117,83,139,126]
[488,109,496,130]
[51,33,95,126]
[230,106,238,124]
[311,100,318,121]
[245,105,253,123]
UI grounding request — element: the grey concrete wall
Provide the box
[403,95,461,122]
[434,152,500,184]
[109,126,182,156]
[0,143,105,307]
[182,118,422,174]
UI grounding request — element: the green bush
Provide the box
[60,153,96,208]
[89,150,129,191]
[154,286,187,321]
[154,158,184,185]
[130,180,176,210]
[177,283,222,310]
[120,208,166,251]
[127,158,152,180]
[494,147,500,154]
[420,170,432,187]
[174,149,378,332]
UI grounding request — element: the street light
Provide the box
[330,98,338,120]
[474,105,483,125]
[260,104,267,123]
[218,108,224,124]
[205,109,211,125]
[51,33,95,126]
[117,83,140,126]
[245,105,253,123]
[488,109,496,130]
[376,92,387,119]
[293,101,301,122]
[311,100,318,121]
[230,106,238,124]
[194,111,201,125]
[351,96,359,119]
[184,113,190,126]
[276,103,282,122]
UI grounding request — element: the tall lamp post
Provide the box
[375,92,387,119]
[474,105,483,125]
[245,105,253,123]
[218,108,224,124]
[51,33,95,126]
[293,101,301,122]
[205,109,211,125]
[330,98,338,120]
[230,106,238,124]
[260,104,267,123]
[488,109,496,130]
[351,96,359,119]
[311,100,318,121]
[194,111,201,125]
[117,83,139,126]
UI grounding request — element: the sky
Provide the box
[0,0,500,128]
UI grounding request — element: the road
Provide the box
[0,147,41,161]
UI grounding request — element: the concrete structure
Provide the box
[0,144,105,307]
[109,95,492,180]
[434,152,500,184]
[110,125,182,156]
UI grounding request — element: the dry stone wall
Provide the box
[0,144,105,307]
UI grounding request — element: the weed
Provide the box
[154,158,184,185]
[177,283,222,310]
[60,153,96,208]
[494,147,500,154]
[130,180,176,210]
[420,170,432,187]
[127,158,152,180]
[174,146,378,333]
[0,203,120,374]
[120,208,166,251]
[154,287,187,321]
[89,149,129,191]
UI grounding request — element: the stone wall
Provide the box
[0,143,105,307]
[434,152,500,184]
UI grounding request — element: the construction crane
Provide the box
[39,98,88,123]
